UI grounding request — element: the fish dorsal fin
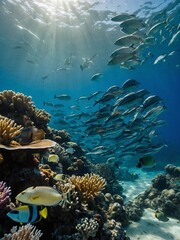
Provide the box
[39,207,48,219]
[16,205,28,211]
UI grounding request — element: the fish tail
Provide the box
[39,207,48,219]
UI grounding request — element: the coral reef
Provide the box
[125,164,180,221]
[0,90,130,240]
[69,174,106,201]
[91,162,124,195]
[0,181,11,210]
[0,90,50,129]
[76,217,99,240]
[2,223,42,240]
[0,116,23,145]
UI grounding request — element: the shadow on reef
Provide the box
[0,91,131,240]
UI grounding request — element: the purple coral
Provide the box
[0,181,11,209]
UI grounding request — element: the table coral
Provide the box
[70,173,106,201]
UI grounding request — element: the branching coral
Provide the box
[0,181,11,209]
[0,116,23,145]
[70,174,106,201]
[2,223,42,240]
[55,181,79,210]
[76,217,99,240]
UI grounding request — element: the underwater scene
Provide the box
[0,0,180,239]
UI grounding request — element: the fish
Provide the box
[155,210,169,222]
[91,73,102,81]
[13,46,23,49]
[66,147,75,154]
[143,105,166,121]
[53,103,64,108]
[80,54,98,71]
[54,94,71,100]
[120,58,142,70]
[136,155,156,168]
[114,92,142,108]
[7,205,47,224]
[27,60,36,64]
[44,101,54,107]
[111,13,136,22]
[168,30,180,46]
[16,25,41,41]
[88,91,102,100]
[104,86,121,95]
[108,51,138,65]
[142,95,162,110]
[147,21,166,35]
[14,126,44,145]
[32,129,45,141]
[48,154,59,163]
[53,174,66,181]
[120,18,146,33]
[42,75,48,80]
[154,54,167,64]
[110,46,135,58]
[114,35,143,47]
[16,186,66,206]
[121,79,140,91]
[94,93,116,106]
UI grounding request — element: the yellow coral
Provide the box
[70,174,106,201]
[0,116,23,145]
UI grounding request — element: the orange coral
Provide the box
[0,116,23,145]
[70,174,106,201]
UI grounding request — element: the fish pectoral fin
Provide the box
[31,196,39,200]
[39,207,48,219]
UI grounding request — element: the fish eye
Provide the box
[21,191,25,195]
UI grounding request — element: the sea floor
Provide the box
[121,169,180,240]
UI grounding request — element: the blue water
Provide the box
[0,0,180,168]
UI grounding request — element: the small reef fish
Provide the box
[155,210,169,222]
[54,94,71,100]
[136,155,156,168]
[16,186,67,206]
[14,126,45,145]
[91,73,102,81]
[53,174,66,181]
[7,205,47,224]
[44,101,54,107]
[48,154,59,163]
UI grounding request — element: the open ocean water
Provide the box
[0,0,180,239]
